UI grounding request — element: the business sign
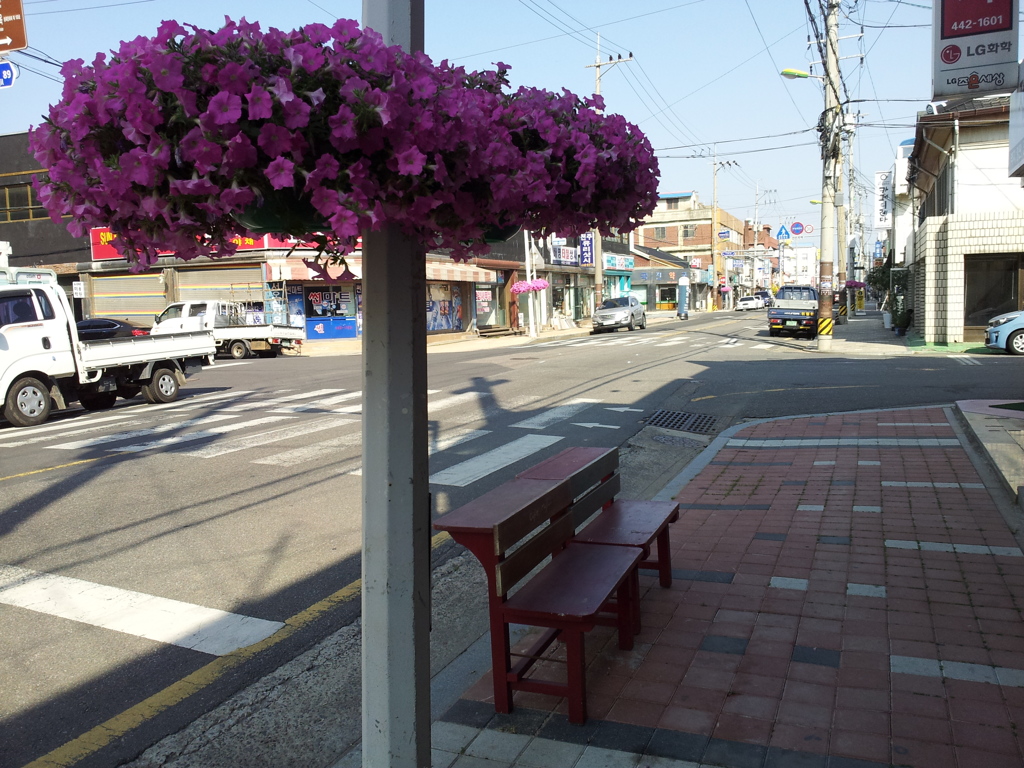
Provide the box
[874,171,893,229]
[550,246,579,266]
[90,227,267,260]
[932,0,1018,99]
[0,0,28,56]
[717,230,730,240]
[0,59,15,90]
[602,253,634,271]
[579,232,594,266]
[1010,61,1024,176]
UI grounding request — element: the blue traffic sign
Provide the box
[776,225,791,240]
[791,221,804,236]
[0,61,16,90]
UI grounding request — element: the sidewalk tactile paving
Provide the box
[436,407,1024,768]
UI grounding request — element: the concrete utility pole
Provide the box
[816,0,842,351]
[710,149,736,310]
[360,4,430,768]
[585,33,632,308]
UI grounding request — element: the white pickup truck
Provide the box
[1,267,216,427]
[151,299,305,359]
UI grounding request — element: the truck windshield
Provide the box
[777,288,817,301]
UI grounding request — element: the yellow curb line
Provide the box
[22,531,452,768]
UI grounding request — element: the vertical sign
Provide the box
[932,0,1018,99]
[579,232,594,266]
[1010,61,1024,176]
[874,171,893,230]
[0,0,28,56]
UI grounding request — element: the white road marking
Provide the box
[0,418,151,448]
[177,417,357,458]
[654,341,688,347]
[113,416,295,453]
[253,431,363,467]
[220,389,345,410]
[510,398,601,430]
[428,391,493,414]
[951,355,982,366]
[429,434,564,487]
[572,422,620,429]
[47,414,241,450]
[752,343,773,349]
[270,391,361,413]
[0,565,284,656]
[348,428,493,476]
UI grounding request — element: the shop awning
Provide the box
[425,261,498,283]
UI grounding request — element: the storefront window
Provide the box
[427,283,464,332]
[305,285,357,318]
[658,286,677,304]
[964,254,1020,326]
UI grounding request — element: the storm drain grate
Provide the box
[646,409,719,435]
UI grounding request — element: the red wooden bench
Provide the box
[517,446,679,587]
[433,476,641,724]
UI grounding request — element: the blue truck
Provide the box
[767,285,819,338]
[985,310,1024,355]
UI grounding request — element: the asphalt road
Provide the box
[2,311,1022,768]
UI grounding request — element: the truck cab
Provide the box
[767,285,819,338]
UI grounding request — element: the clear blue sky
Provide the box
[3,0,938,246]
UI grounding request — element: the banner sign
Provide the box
[874,171,893,230]
[550,246,579,266]
[579,232,595,266]
[932,0,1018,99]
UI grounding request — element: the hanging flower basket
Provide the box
[510,278,549,294]
[29,18,660,270]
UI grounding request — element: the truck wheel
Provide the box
[79,392,117,411]
[1008,330,1024,355]
[229,341,249,359]
[142,367,179,404]
[5,376,51,427]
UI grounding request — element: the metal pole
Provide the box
[712,148,720,310]
[360,4,430,767]
[816,0,840,351]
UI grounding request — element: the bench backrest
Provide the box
[493,479,574,597]
[517,446,622,531]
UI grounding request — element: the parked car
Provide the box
[75,317,151,341]
[754,290,774,308]
[592,296,646,332]
[735,296,764,311]
[985,310,1024,355]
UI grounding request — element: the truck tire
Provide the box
[79,392,117,411]
[5,376,51,427]
[229,341,249,359]
[1008,330,1024,355]
[142,367,179,404]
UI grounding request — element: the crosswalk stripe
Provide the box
[220,389,345,410]
[0,565,283,656]
[177,417,357,458]
[346,428,493,477]
[47,414,241,450]
[951,355,982,366]
[753,343,772,349]
[252,431,363,467]
[427,391,492,414]
[655,341,687,347]
[271,391,361,413]
[0,418,151,448]
[429,434,564,487]
[510,398,601,430]
[113,416,296,452]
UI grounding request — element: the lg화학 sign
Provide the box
[932,0,1018,99]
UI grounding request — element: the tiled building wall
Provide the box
[915,211,1024,343]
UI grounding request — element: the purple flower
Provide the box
[258,124,294,157]
[217,62,252,95]
[395,146,426,176]
[265,156,296,189]
[207,92,242,125]
[245,86,273,120]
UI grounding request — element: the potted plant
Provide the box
[29,18,660,269]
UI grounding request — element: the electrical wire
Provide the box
[26,0,157,14]
[742,0,808,123]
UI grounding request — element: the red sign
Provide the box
[0,0,28,55]
[90,228,267,260]
[940,0,1013,39]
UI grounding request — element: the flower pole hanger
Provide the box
[30,11,658,767]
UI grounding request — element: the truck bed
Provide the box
[212,324,306,342]
[79,331,217,370]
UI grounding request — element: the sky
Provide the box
[1,0,938,248]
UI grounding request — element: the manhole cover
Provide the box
[646,409,719,435]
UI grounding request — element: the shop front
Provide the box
[601,252,635,300]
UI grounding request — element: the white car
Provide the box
[735,296,764,311]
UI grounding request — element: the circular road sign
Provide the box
[791,221,805,236]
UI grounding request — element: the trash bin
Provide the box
[883,311,892,329]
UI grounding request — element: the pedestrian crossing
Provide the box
[0,388,624,490]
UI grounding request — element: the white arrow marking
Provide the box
[605,407,643,413]
[0,38,12,47]
[571,422,620,430]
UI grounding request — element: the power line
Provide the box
[26,0,156,14]
[742,0,808,123]
[655,128,817,152]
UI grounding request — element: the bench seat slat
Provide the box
[574,500,680,548]
[503,542,640,621]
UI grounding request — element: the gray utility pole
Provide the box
[710,149,737,309]
[751,186,776,289]
[585,33,632,308]
[816,0,842,351]
[360,3,430,767]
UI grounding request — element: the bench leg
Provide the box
[565,630,587,724]
[616,578,636,651]
[656,527,673,588]
[489,610,514,714]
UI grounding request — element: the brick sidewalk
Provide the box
[427,407,1024,768]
